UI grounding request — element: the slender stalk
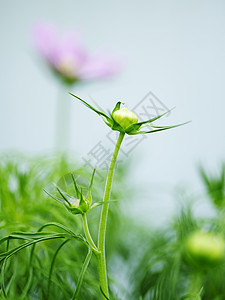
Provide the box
[55,84,71,151]
[97,132,125,299]
[82,214,99,255]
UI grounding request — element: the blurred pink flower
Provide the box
[33,22,122,84]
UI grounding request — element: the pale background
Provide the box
[1,0,225,225]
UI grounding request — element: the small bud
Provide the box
[184,231,225,266]
[45,170,96,216]
[71,197,88,213]
[112,108,138,131]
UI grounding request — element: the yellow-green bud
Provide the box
[185,231,225,266]
[113,108,138,131]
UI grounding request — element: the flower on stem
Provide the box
[70,93,187,135]
[44,169,98,215]
[33,22,122,85]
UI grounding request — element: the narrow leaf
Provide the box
[71,173,81,198]
[47,239,70,299]
[56,186,72,207]
[69,93,112,123]
[37,222,78,238]
[112,101,123,114]
[43,189,64,204]
[128,122,189,135]
[89,168,96,190]
[86,169,96,205]
[79,189,86,207]
[72,246,92,300]
[87,200,118,212]
[66,205,83,215]
[126,108,175,133]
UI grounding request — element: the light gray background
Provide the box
[1,1,225,225]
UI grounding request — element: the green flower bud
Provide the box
[45,170,96,216]
[112,108,138,131]
[184,231,225,266]
[71,196,89,214]
[71,94,185,136]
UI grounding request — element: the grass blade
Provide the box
[72,246,92,299]
[47,239,70,299]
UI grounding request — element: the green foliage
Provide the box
[1,153,225,299]
[127,186,225,300]
[199,164,225,209]
[0,154,128,299]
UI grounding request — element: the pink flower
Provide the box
[33,22,122,84]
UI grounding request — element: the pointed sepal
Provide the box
[128,121,190,135]
[125,108,174,134]
[112,101,123,114]
[69,93,113,126]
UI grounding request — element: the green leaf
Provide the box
[86,202,102,212]
[111,121,124,132]
[43,188,65,205]
[126,108,174,133]
[112,101,123,114]
[89,168,96,190]
[128,122,189,135]
[69,93,112,124]
[87,200,119,213]
[180,293,202,300]
[79,189,88,212]
[66,205,83,215]
[86,169,95,205]
[0,234,73,262]
[37,222,79,237]
[22,225,75,300]
[47,239,70,298]
[0,227,90,299]
[125,123,142,134]
[150,120,190,129]
[9,231,61,240]
[72,246,92,300]
[71,173,81,198]
[55,185,72,207]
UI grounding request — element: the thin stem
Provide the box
[82,214,99,255]
[55,85,71,151]
[97,132,125,299]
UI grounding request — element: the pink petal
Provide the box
[78,53,123,80]
[32,22,58,63]
[53,34,87,68]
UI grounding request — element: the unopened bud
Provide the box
[112,108,138,131]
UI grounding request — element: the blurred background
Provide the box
[1,0,225,226]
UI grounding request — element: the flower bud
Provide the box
[70,195,89,214]
[184,231,225,266]
[112,108,138,131]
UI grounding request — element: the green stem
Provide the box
[55,85,71,151]
[82,214,99,255]
[97,132,125,299]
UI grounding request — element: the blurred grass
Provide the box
[0,153,225,299]
[0,152,133,299]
